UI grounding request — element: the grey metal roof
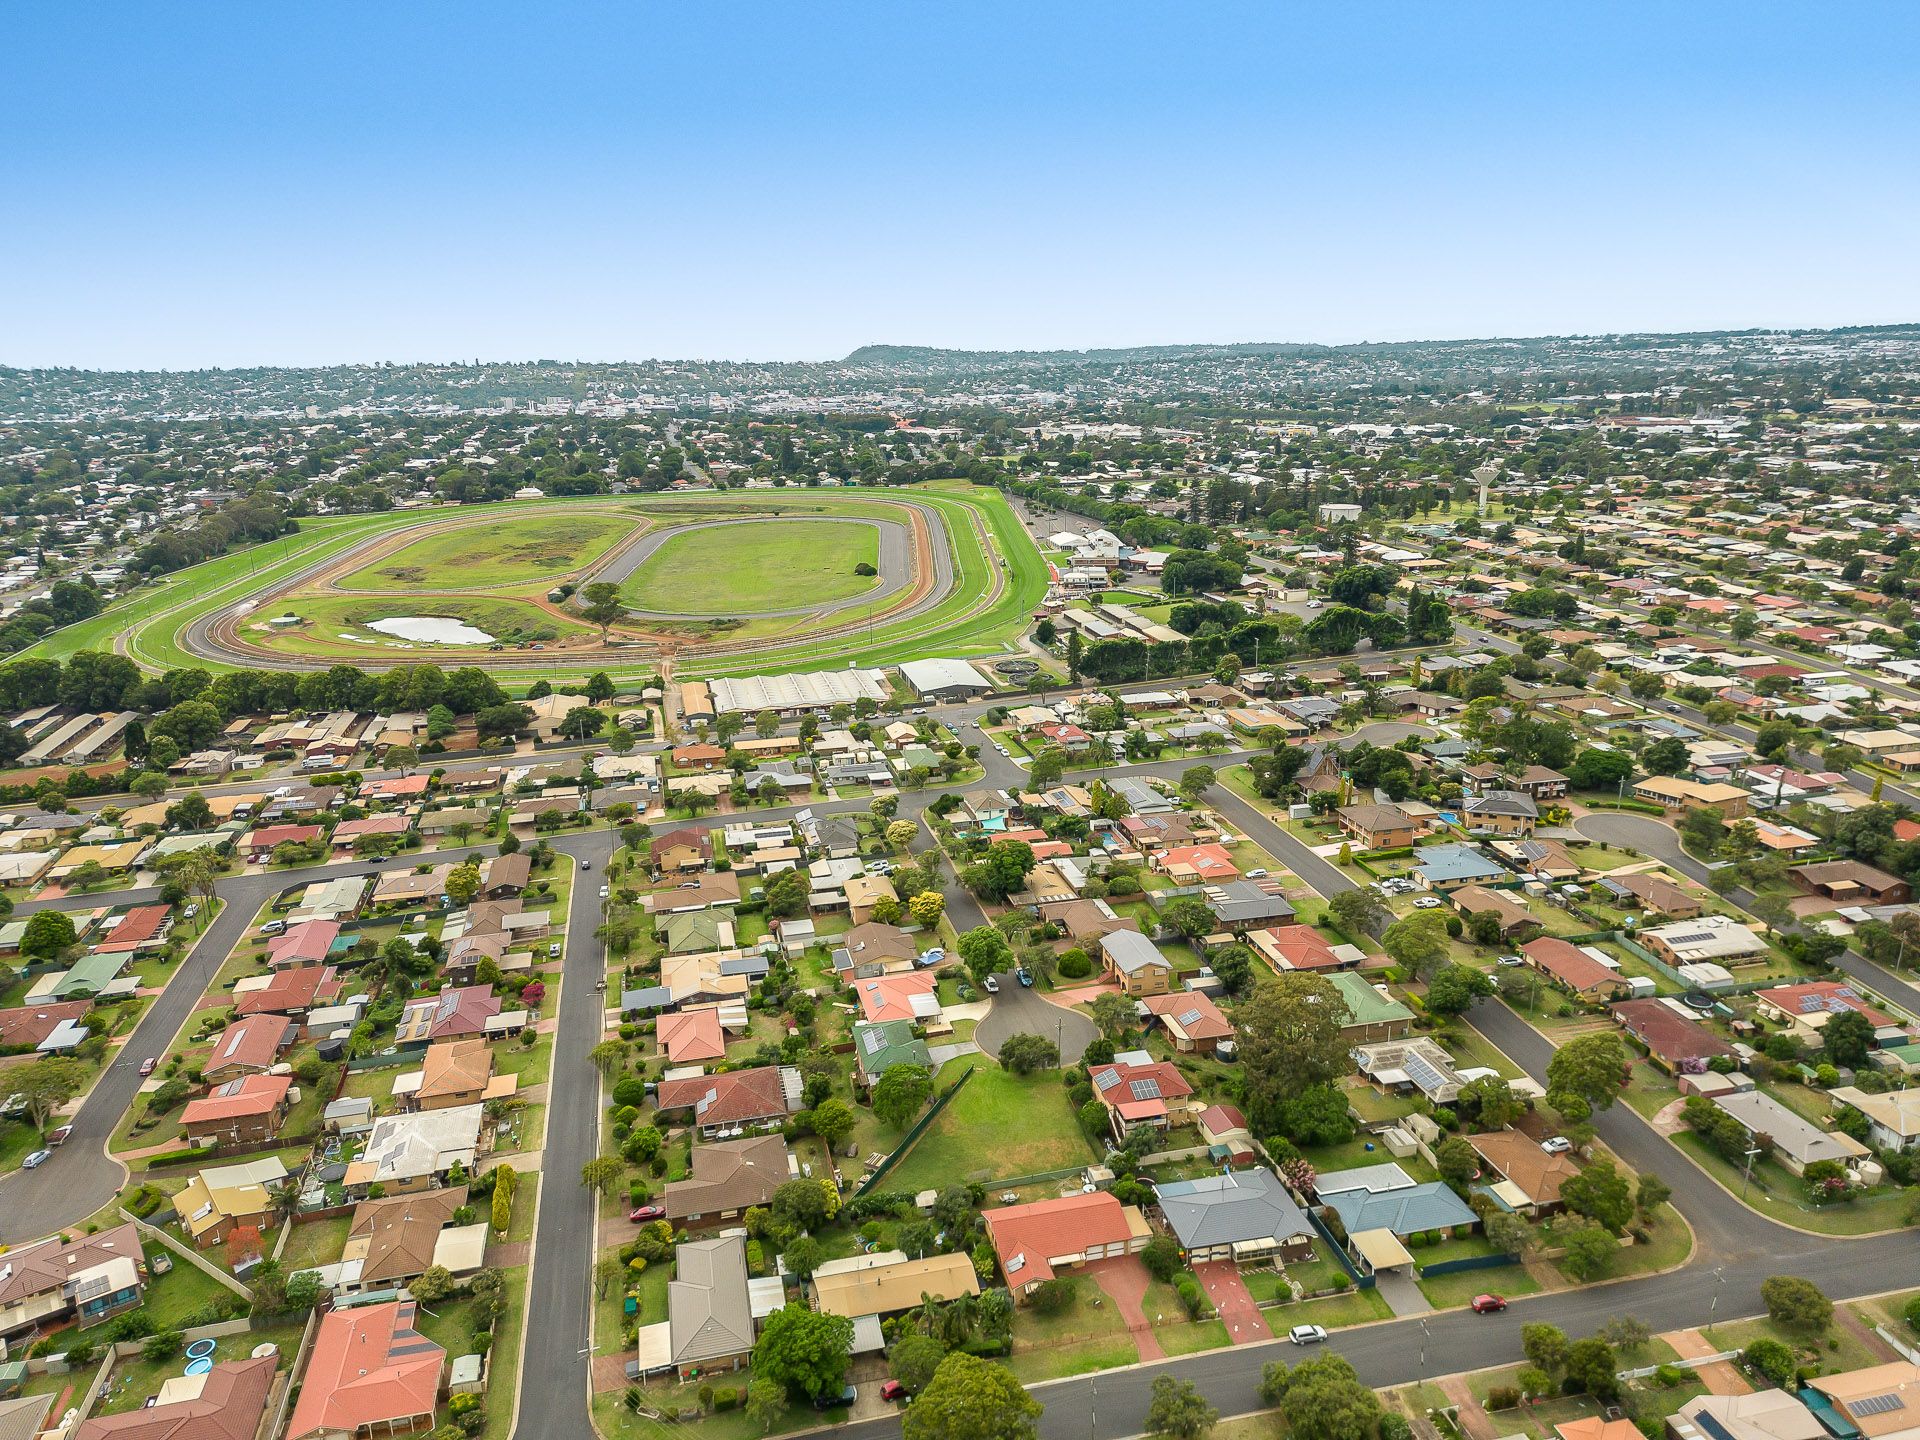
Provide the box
[1323,1180,1477,1237]
[1156,1168,1314,1250]
[669,1236,755,1366]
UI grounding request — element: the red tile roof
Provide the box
[659,1009,727,1063]
[0,999,92,1049]
[1090,1058,1192,1121]
[1611,999,1735,1068]
[985,1192,1139,1287]
[269,920,340,968]
[1142,991,1233,1042]
[656,1066,789,1126]
[94,905,171,953]
[204,1014,294,1074]
[182,1073,292,1125]
[1523,937,1625,995]
[286,1300,443,1440]
[75,1354,275,1440]
[235,965,341,1016]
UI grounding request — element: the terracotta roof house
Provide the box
[286,1300,445,1440]
[653,827,712,875]
[1521,937,1632,1001]
[664,1134,793,1225]
[92,904,173,955]
[1088,1056,1194,1137]
[1100,930,1174,996]
[397,1038,518,1111]
[182,1073,294,1145]
[269,919,341,969]
[1611,998,1735,1073]
[1247,923,1362,973]
[344,1187,471,1287]
[1155,844,1240,885]
[396,985,500,1043]
[658,1009,728,1065]
[1469,1129,1582,1216]
[655,1066,800,1138]
[1042,898,1141,946]
[0,999,93,1052]
[235,964,341,1018]
[1141,991,1233,1054]
[241,823,323,861]
[853,971,940,1025]
[984,1191,1151,1296]
[480,852,532,896]
[1754,980,1902,1045]
[74,1353,275,1440]
[202,1013,295,1082]
[0,1223,146,1338]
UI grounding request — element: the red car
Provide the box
[138,1057,158,1077]
[1471,1293,1507,1314]
[629,1204,665,1223]
[880,1380,907,1403]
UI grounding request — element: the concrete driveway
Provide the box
[973,973,1096,1066]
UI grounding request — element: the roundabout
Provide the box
[38,484,1050,685]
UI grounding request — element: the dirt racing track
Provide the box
[171,491,997,676]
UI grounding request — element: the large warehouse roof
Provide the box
[708,668,890,714]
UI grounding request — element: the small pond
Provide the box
[366,615,496,645]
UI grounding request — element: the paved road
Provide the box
[975,973,1096,1066]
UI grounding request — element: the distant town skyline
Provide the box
[5,1,1918,369]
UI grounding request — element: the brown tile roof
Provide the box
[74,1355,275,1440]
[347,1187,469,1285]
[1469,1129,1582,1207]
[664,1134,791,1219]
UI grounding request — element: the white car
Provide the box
[1288,1324,1329,1345]
[598,885,610,899]
[1412,896,1443,909]
[1541,1136,1574,1155]
[1246,867,1269,879]
[983,976,1000,994]
[1495,954,1524,967]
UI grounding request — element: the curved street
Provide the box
[975,972,1096,1066]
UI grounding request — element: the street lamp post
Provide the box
[1741,1145,1762,1200]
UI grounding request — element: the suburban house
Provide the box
[1670,1390,1826,1440]
[1641,917,1769,968]
[1522,937,1633,1002]
[396,985,502,1043]
[852,1019,932,1090]
[72,1354,275,1440]
[1711,1090,1869,1176]
[1316,1163,1478,1271]
[1155,844,1240,885]
[1611,998,1736,1073]
[286,1300,445,1440]
[664,1134,795,1225]
[0,1224,147,1338]
[1632,776,1751,818]
[1101,930,1175,996]
[655,1066,802,1138]
[1753,980,1903,1045]
[1328,971,1415,1041]
[1827,1087,1920,1152]
[1462,790,1540,836]
[235,964,342,1019]
[853,971,941,1025]
[1413,844,1509,892]
[666,1235,759,1379]
[1606,872,1702,918]
[1353,1036,1468,1104]
[810,1251,981,1326]
[1089,1053,1195,1137]
[346,1105,484,1196]
[652,827,713,876]
[175,1156,290,1248]
[394,1038,518,1111]
[1448,884,1541,940]
[202,1013,295,1082]
[1154,1167,1316,1264]
[1140,991,1233,1054]
[1200,880,1297,933]
[0,998,94,1054]
[844,874,899,926]
[1469,1130,1580,1217]
[1249,923,1365,973]
[984,1191,1152,1297]
[181,1072,294,1145]
[659,1009,730,1066]
[269,919,342,969]
[1809,1365,1920,1440]
[338,1187,477,1289]
[1336,803,1418,851]
[1792,861,1912,905]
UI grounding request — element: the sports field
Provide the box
[338,512,635,591]
[618,518,879,613]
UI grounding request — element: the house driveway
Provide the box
[927,1040,979,1066]
[1194,1262,1265,1345]
[1373,1266,1433,1316]
[1082,1256,1165,1361]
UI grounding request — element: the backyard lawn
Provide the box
[883,1057,1095,1193]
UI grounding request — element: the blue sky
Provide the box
[3,2,1917,368]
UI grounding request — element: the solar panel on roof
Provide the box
[1401,1051,1450,1094]
[1178,1008,1203,1026]
[1129,1078,1162,1100]
[1852,1395,1906,1418]
[860,1029,885,1055]
[1095,1069,1121,1091]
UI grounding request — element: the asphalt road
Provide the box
[975,973,1096,1066]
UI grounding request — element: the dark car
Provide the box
[629,1204,665,1223]
[47,1125,72,1146]
[813,1383,857,1411]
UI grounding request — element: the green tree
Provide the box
[955,926,1013,984]
[20,909,77,961]
[903,1352,1042,1440]
[1564,1336,1619,1399]
[997,1033,1060,1075]
[1381,912,1451,979]
[1235,974,1353,1135]
[1328,886,1388,938]
[1425,963,1493,1017]
[1459,1075,1524,1130]
[1145,1375,1217,1440]
[1821,1009,1875,1068]
[580,1155,624,1197]
[1761,1275,1832,1332]
[10,1055,89,1130]
[579,582,628,640]
[745,1378,787,1432]
[752,1304,854,1402]
[888,1333,948,1394]
[1435,1137,1478,1189]
[1521,1322,1568,1376]
[445,861,482,907]
[1277,1353,1383,1440]
[1560,1156,1634,1232]
[1546,1032,1628,1120]
[1557,1223,1617,1282]
[810,1098,856,1149]
[872,1064,933,1128]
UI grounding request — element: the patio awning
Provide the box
[633,1322,674,1375]
[1351,1227,1414,1272]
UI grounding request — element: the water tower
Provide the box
[1472,462,1500,516]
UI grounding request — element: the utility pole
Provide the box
[1740,1144,1762,1200]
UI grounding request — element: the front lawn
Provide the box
[883,1058,1095,1192]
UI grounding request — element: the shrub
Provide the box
[611,1076,648,1109]
[1744,1338,1797,1389]
[1654,1365,1688,1388]
[1488,1387,1521,1411]
[1904,1295,1920,1335]
[1380,1414,1413,1440]
[1175,1275,1207,1319]
[1141,1235,1183,1282]
[1029,1278,1076,1315]
[1057,950,1093,979]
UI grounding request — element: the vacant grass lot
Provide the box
[340,512,636,590]
[251,594,584,656]
[620,518,880,614]
[883,1057,1095,1192]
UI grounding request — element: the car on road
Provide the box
[47,1125,72,1146]
[1288,1324,1329,1345]
[1541,1136,1573,1154]
[1495,954,1524,967]
[1306,599,1322,609]
[813,1383,857,1411]
[1471,1293,1507,1313]
[880,1380,908,1403]
[1412,896,1443,909]
[628,1204,665,1223]
[138,1057,158,1076]
[21,1149,51,1170]
[598,886,610,899]
[1016,967,1033,987]
[580,858,591,870]
[994,745,1008,756]
[983,976,1000,994]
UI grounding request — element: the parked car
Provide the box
[1495,954,1524,967]
[138,1057,158,1077]
[880,1380,908,1403]
[1541,1136,1573,1155]
[1288,1324,1329,1345]
[1016,967,1034,987]
[549,942,563,958]
[1471,1293,1508,1314]
[1412,896,1443,909]
[47,1125,72,1146]
[21,1149,50,1170]
[629,1204,665,1223]
[260,919,288,936]
[983,976,1000,994]
[813,1383,858,1411]
[599,886,610,898]
[1245,867,1269,879]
